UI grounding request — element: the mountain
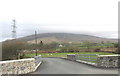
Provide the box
[16,33,117,44]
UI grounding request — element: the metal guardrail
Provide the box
[75,54,98,63]
[32,55,41,66]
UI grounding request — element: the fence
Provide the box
[75,54,98,63]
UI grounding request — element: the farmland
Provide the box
[25,52,119,58]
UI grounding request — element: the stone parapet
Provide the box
[67,54,120,68]
[97,55,120,68]
[0,58,36,75]
[67,54,76,61]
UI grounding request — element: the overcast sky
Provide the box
[0,0,119,41]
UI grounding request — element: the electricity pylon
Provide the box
[11,19,17,39]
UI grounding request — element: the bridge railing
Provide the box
[32,55,42,66]
[75,54,98,63]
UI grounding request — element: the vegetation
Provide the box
[10,39,117,53]
[2,40,26,60]
[25,52,119,63]
[2,38,119,60]
[25,52,118,58]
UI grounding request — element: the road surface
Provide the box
[30,58,119,74]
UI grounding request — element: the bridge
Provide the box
[29,58,118,74]
[1,55,119,75]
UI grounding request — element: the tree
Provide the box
[39,41,43,50]
[41,42,59,50]
[114,43,120,54]
[114,43,120,48]
[2,40,25,60]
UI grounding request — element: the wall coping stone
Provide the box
[0,58,35,63]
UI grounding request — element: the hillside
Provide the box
[17,33,117,44]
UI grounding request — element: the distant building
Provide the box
[59,44,63,47]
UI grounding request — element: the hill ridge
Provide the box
[16,33,117,44]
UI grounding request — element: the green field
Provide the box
[25,52,118,58]
[25,52,119,63]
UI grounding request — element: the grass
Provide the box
[26,52,77,58]
[25,52,119,63]
[25,52,118,58]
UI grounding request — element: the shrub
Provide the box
[94,48,101,52]
[2,40,25,60]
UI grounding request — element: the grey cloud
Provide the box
[0,22,118,41]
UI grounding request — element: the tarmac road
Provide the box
[29,58,119,74]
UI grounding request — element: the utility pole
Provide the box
[35,31,37,56]
[11,19,17,39]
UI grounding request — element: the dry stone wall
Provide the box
[97,55,120,68]
[0,58,36,75]
[67,54,76,61]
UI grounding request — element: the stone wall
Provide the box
[0,58,36,75]
[97,55,120,68]
[67,54,76,61]
[67,54,120,68]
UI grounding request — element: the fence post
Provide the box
[75,54,78,60]
[88,56,90,61]
[96,54,99,67]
